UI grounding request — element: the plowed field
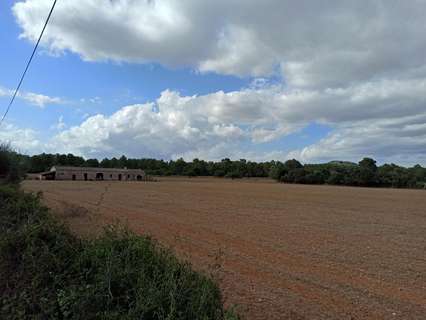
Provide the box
[23,178,426,320]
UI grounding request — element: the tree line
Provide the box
[269,158,426,188]
[24,153,272,178]
[1,146,425,189]
[14,150,426,189]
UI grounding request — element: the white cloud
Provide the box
[0,85,63,107]
[49,90,249,159]
[0,87,8,97]
[50,115,66,130]
[13,1,426,85]
[0,123,41,154]
[290,114,426,166]
[80,96,101,104]
[11,1,426,164]
[0,87,13,98]
[47,78,426,164]
[19,92,63,108]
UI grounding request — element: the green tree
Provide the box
[119,155,128,168]
[358,158,377,186]
[269,161,287,180]
[85,158,100,167]
[284,159,303,170]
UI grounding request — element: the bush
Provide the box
[224,171,242,179]
[0,186,239,320]
[0,144,11,177]
[0,144,22,183]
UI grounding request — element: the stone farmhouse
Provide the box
[39,166,146,181]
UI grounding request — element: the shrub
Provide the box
[0,186,239,320]
[0,144,11,177]
[225,171,242,179]
[0,144,22,183]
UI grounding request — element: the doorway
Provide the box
[84,173,88,181]
[72,174,76,181]
[118,174,122,181]
[96,173,104,180]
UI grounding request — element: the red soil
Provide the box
[23,178,426,320]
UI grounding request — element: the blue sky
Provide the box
[0,1,246,132]
[1,1,425,165]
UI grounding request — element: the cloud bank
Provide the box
[48,80,426,165]
[10,0,426,164]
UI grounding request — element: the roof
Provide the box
[39,170,55,176]
[51,166,145,173]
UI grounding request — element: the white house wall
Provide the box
[54,170,144,181]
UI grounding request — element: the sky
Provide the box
[1,0,426,165]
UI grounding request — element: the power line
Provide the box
[0,0,58,127]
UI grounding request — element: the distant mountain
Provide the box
[327,160,357,166]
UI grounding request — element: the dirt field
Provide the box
[23,178,426,320]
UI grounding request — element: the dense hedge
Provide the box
[0,186,239,320]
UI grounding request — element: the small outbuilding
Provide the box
[39,166,146,181]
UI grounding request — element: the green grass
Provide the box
[0,186,240,320]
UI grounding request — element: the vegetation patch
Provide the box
[269,158,426,188]
[0,144,22,183]
[10,150,426,189]
[0,186,239,320]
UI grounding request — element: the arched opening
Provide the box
[96,173,104,180]
[137,175,142,181]
[72,174,76,181]
[118,174,122,181]
[42,172,55,180]
[84,173,88,181]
